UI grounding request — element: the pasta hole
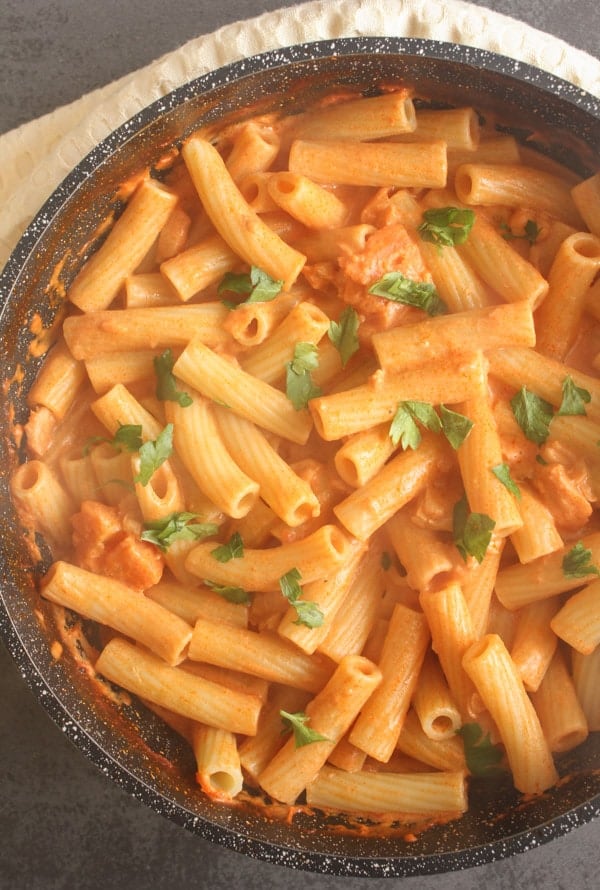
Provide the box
[231,488,260,519]
[403,99,417,130]
[16,462,42,491]
[208,771,239,794]
[466,109,480,149]
[243,318,259,340]
[327,525,350,556]
[554,730,587,752]
[273,175,296,195]
[206,770,241,797]
[148,465,169,499]
[334,455,360,488]
[570,233,600,260]
[454,168,474,202]
[356,659,381,678]
[430,714,455,736]
[288,500,320,526]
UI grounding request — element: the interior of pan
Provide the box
[1,38,600,878]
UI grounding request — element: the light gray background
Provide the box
[1,1,599,888]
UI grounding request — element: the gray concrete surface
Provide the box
[1,1,599,888]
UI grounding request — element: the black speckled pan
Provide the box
[1,38,600,878]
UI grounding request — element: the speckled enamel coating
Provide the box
[1,38,599,878]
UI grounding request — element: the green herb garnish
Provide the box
[84,422,144,455]
[389,401,472,451]
[280,710,330,747]
[204,579,251,604]
[134,424,174,486]
[562,541,600,580]
[285,342,322,410]
[389,400,441,450]
[457,723,504,778]
[328,306,360,367]
[558,375,591,417]
[154,348,192,407]
[369,272,447,316]
[418,206,476,248]
[279,567,324,628]
[140,512,219,551]
[491,463,521,499]
[501,219,541,246]
[510,386,554,446]
[453,495,496,563]
[211,531,244,563]
[438,404,473,450]
[218,265,283,305]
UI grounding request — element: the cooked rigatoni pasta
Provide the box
[27,340,87,420]
[182,136,306,290]
[258,655,382,804]
[191,724,244,800]
[160,234,239,302]
[10,460,75,552]
[63,303,232,359]
[67,179,179,312]
[462,634,559,794]
[11,82,600,834]
[571,171,600,236]
[290,91,417,142]
[550,579,600,654]
[42,561,192,665]
[420,581,481,723]
[289,139,448,189]
[306,765,468,817]
[95,637,261,735]
[509,599,559,692]
[348,603,429,762]
[529,650,589,754]
[454,163,584,228]
[534,231,600,362]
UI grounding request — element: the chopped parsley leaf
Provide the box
[562,541,600,580]
[328,306,360,367]
[453,495,496,563]
[457,723,504,778]
[84,423,143,455]
[389,400,441,450]
[501,219,541,246]
[285,342,322,410]
[491,463,521,499]
[558,375,591,417]
[279,568,324,628]
[204,580,251,604]
[134,424,174,486]
[211,531,244,563]
[418,206,475,249]
[280,710,330,747]
[438,404,473,449]
[154,348,192,407]
[369,272,447,316]
[510,386,554,445]
[141,512,219,551]
[218,265,283,305]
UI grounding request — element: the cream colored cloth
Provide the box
[1,0,599,269]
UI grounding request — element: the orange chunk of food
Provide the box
[72,499,163,589]
[338,224,432,332]
[101,532,164,590]
[532,454,595,533]
[72,501,124,572]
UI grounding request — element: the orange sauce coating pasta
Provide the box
[10,86,600,824]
